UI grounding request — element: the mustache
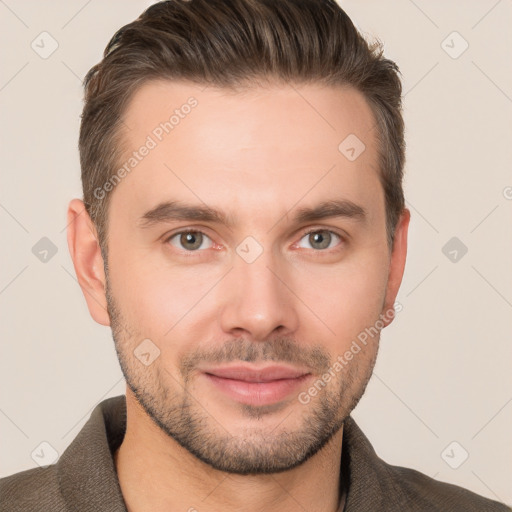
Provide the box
[179,337,331,379]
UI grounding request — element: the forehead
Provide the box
[121,79,377,153]
[112,79,381,227]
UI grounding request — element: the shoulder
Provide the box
[385,462,511,511]
[0,464,67,512]
[341,416,511,511]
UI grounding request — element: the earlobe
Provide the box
[66,198,111,326]
[382,208,410,327]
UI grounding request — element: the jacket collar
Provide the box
[58,395,128,511]
[56,394,403,512]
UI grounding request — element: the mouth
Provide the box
[200,364,312,406]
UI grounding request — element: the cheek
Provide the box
[298,252,389,345]
[109,252,220,341]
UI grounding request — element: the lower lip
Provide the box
[203,373,312,406]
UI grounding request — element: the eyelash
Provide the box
[163,227,346,256]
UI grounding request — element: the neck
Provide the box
[114,392,345,512]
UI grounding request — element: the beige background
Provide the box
[1,0,511,506]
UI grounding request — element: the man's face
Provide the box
[103,80,400,474]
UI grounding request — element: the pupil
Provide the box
[182,232,201,250]
[311,231,330,249]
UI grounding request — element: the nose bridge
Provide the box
[218,240,299,339]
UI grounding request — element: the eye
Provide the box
[166,230,213,251]
[297,229,343,251]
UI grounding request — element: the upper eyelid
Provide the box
[295,228,344,249]
[164,226,346,248]
[164,228,214,243]
[300,227,345,238]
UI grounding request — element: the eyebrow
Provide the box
[137,199,367,230]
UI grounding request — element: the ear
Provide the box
[66,198,111,326]
[381,208,410,327]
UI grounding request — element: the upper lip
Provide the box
[201,364,311,382]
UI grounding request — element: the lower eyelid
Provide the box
[166,231,214,250]
[165,229,344,252]
[296,230,344,249]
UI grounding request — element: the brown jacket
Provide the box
[0,395,510,511]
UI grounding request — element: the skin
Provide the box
[67,79,409,512]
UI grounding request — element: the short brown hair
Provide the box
[79,0,405,259]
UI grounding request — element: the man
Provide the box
[0,0,509,511]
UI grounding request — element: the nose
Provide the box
[217,249,299,341]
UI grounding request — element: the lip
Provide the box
[200,364,312,406]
